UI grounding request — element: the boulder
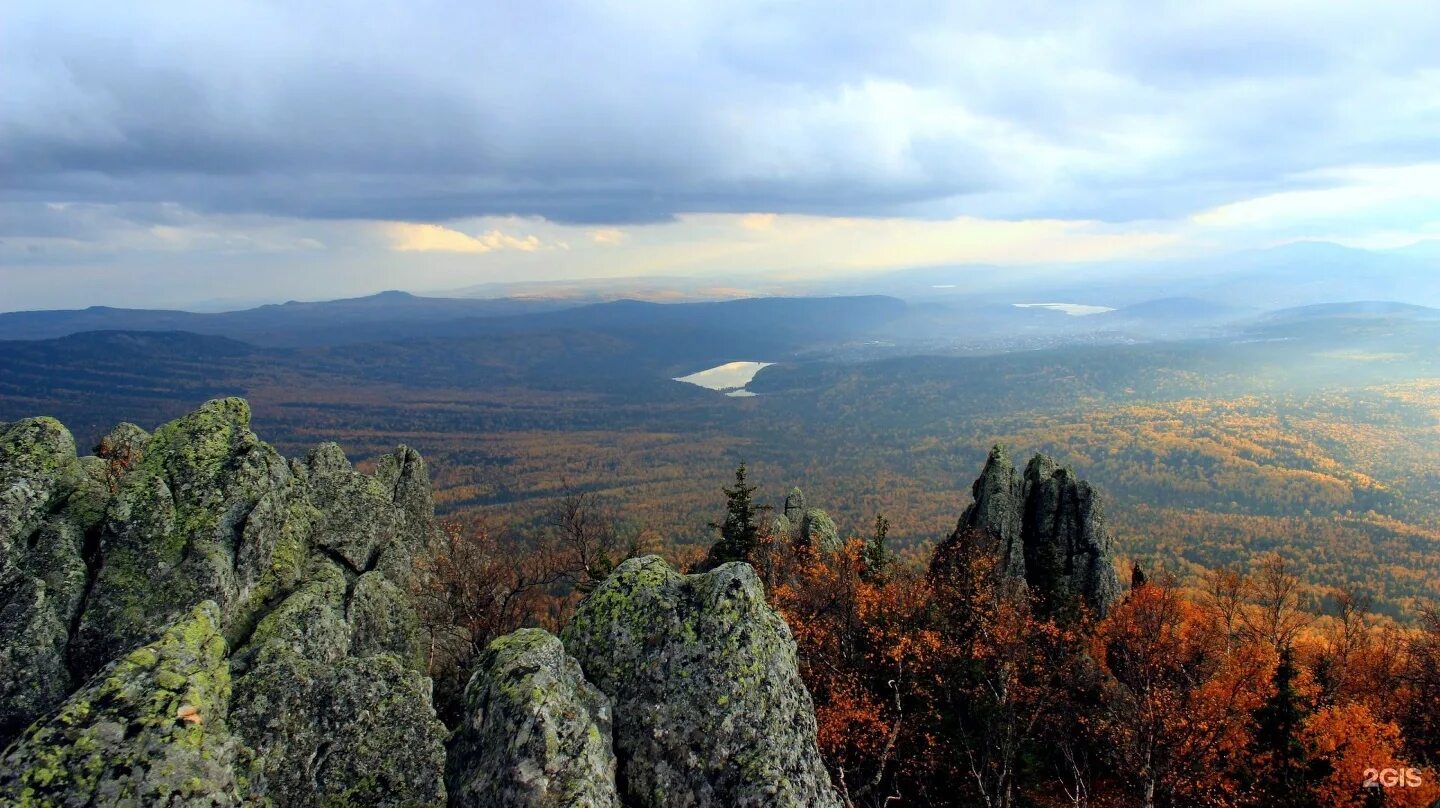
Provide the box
[448,628,619,808]
[562,556,840,808]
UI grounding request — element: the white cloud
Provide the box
[1193,163,1440,229]
[589,228,627,245]
[384,223,542,253]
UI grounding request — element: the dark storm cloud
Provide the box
[4,0,1440,228]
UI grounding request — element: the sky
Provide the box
[4,0,1440,310]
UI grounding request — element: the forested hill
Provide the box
[0,292,909,347]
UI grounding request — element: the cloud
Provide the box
[5,1,1440,309]
[739,213,778,231]
[4,0,1439,228]
[1193,163,1440,230]
[589,228,627,245]
[385,222,542,253]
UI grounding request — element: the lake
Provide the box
[1013,302,1116,316]
[673,361,774,395]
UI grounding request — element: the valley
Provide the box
[3,292,1437,619]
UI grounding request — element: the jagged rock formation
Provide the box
[0,399,446,806]
[562,556,841,808]
[447,628,619,808]
[957,445,1122,617]
[771,487,841,553]
[1,398,843,806]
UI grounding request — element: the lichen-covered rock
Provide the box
[562,556,840,808]
[228,537,444,806]
[0,418,81,550]
[0,568,82,748]
[225,470,445,806]
[303,442,409,574]
[0,601,244,806]
[371,446,436,582]
[797,508,840,553]
[0,399,449,806]
[71,398,293,679]
[781,488,806,524]
[447,628,618,808]
[770,512,793,539]
[955,445,1121,617]
[229,557,352,674]
[772,489,840,553]
[347,571,425,668]
[230,652,447,807]
[0,417,104,745]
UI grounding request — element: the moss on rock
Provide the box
[71,398,293,678]
[447,628,619,808]
[0,602,245,806]
[0,418,96,746]
[561,556,840,808]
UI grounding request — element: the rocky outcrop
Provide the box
[772,487,841,553]
[0,417,108,743]
[958,445,1027,579]
[956,445,1122,617]
[562,556,840,808]
[782,487,806,524]
[448,628,619,808]
[2,398,847,807]
[0,399,447,806]
[0,602,244,806]
[797,507,840,552]
[70,399,301,678]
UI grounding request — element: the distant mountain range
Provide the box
[3,239,1438,361]
[0,291,910,350]
[0,292,577,346]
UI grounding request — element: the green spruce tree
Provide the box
[704,463,769,567]
[1249,647,1322,808]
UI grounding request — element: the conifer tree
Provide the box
[1250,647,1321,808]
[705,463,768,566]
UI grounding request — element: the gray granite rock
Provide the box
[562,556,840,808]
[955,445,1121,617]
[0,400,448,806]
[0,601,245,806]
[448,628,619,808]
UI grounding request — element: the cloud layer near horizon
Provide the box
[4,0,1440,308]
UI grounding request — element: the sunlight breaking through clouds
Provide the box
[384,223,544,254]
